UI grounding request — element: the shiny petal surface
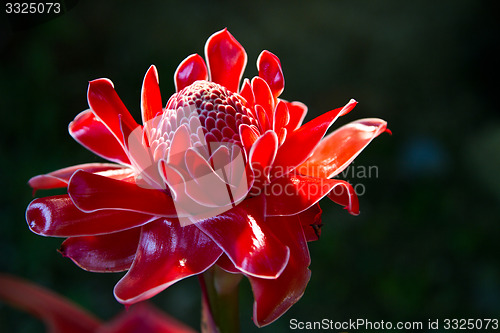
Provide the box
[174,54,208,92]
[68,170,178,216]
[252,76,275,122]
[205,28,247,92]
[299,118,388,178]
[265,174,359,216]
[114,219,222,304]
[248,215,310,327]
[26,195,156,237]
[196,196,290,279]
[87,78,139,146]
[141,65,163,125]
[60,228,141,272]
[69,110,131,164]
[28,163,127,191]
[0,274,101,333]
[257,50,284,99]
[272,99,357,178]
[98,303,197,333]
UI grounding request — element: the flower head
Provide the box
[26,28,388,327]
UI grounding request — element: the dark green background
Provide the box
[1,1,499,332]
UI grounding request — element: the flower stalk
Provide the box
[200,266,242,333]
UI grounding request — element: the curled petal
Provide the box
[60,228,141,272]
[272,99,357,178]
[68,170,178,216]
[298,118,389,178]
[257,50,284,99]
[205,28,247,92]
[0,274,101,333]
[114,219,222,304]
[69,110,131,165]
[174,54,208,92]
[28,163,128,191]
[26,195,156,237]
[265,174,359,216]
[141,65,163,125]
[248,215,310,327]
[87,78,139,147]
[327,180,359,215]
[196,196,290,279]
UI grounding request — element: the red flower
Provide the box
[26,29,388,327]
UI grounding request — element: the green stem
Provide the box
[199,266,242,333]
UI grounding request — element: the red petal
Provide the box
[239,78,254,106]
[99,302,197,333]
[195,196,290,279]
[272,99,357,178]
[298,118,388,178]
[114,219,222,304]
[239,123,259,161]
[141,65,163,125]
[28,163,128,191]
[69,110,131,164]
[284,101,308,131]
[87,78,139,147]
[174,54,208,92]
[249,130,278,190]
[327,180,359,215]
[248,215,310,327]
[298,203,323,242]
[68,170,178,216]
[257,50,284,99]
[205,28,247,92]
[0,274,101,333]
[216,254,240,274]
[60,228,141,272]
[265,174,359,216]
[26,195,156,237]
[251,76,274,124]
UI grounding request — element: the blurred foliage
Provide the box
[1,0,499,332]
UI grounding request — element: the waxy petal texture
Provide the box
[26,195,156,237]
[196,196,290,279]
[272,99,357,178]
[205,28,247,93]
[87,79,139,146]
[69,110,131,165]
[114,219,222,304]
[265,174,359,216]
[249,215,310,327]
[299,118,388,178]
[174,54,208,92]
[68,170,178,216]
[60,228,141,272]
[257,50,284,99]
[28,163,128,191]
[141,65,163,125]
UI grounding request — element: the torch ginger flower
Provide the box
[26,28,388,327]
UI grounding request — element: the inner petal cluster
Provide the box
[147,80,258,163]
